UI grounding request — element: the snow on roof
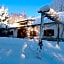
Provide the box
[15,18,35,23]
[38,5,50,13]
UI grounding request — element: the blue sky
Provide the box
[0,0,52,17]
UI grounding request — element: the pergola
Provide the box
[38,5,64,49]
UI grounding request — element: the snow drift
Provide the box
[0,37,64,64]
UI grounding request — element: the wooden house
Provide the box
[8,18,40,39]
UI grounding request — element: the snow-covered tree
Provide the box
[0,6,9,25]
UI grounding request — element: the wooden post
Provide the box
[57,22,60,46]
[39,13,44,49]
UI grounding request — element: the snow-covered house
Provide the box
[1,5,64,43]
[7,17,39,39]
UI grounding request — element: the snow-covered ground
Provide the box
[0,37,64,64]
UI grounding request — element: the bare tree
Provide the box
[50,0,64,12]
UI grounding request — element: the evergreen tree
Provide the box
[0,6,9,24]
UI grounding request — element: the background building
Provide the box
[8,11,26,24]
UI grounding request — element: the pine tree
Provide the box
[0,6,9,24]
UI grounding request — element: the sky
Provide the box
[0,0,52,17]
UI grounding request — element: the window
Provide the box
[44,29,54,36]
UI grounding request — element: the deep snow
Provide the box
[0,37,64,64]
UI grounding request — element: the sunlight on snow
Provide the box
[21,53,25,59]
[53,52,64,62]
[6,49,12,56]
[21,42,28,59]
[46,41,54,48]
[22,42,28,53]
[55,44,61,50]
